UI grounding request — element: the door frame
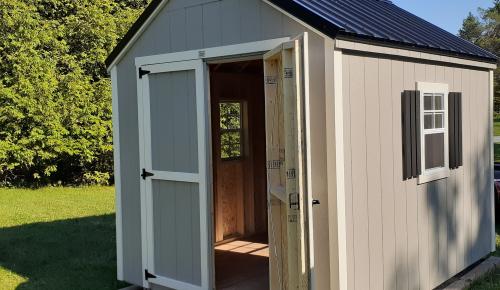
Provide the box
[135,37,291,289]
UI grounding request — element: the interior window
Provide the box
[220,102,243,160]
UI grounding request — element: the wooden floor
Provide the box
[215,236,269,290]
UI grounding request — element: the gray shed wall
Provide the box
[340,51,493,290]
[114,0,330,288]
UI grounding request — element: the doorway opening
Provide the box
[209,60,269,290]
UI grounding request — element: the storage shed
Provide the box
[106,0,498,289]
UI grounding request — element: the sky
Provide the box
[391,0,494,34]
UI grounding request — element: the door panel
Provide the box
[264,33,312,290]
[138,60,210,290]
[152,180,201,285]
[149,71,199,173]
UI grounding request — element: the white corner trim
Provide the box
[332,48,348,290]
[134,37,290,67]
[106,0,170,71]
[111,66,124,281]
[490,70,495,252]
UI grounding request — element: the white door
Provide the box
[137,59,211,290]
[264,32,314,290]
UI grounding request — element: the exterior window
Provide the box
[219,102,243,160]
[423,93,445,169]
[418,83,449,183]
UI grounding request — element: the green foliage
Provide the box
[459,1,500,112]
[219,102,243,159]
[459,13,484,43]
[0,0,149,186]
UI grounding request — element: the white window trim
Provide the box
[417,82,450,184]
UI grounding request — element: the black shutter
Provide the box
[401,90,421,180]
[449,92,463,169]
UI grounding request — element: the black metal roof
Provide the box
[269,0,497,62]
[106,0,497,68]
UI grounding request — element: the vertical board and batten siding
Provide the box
[114,0,330,288]
[341,51,493,290]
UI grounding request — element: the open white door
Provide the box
[137,59,211,290]
[264,32,314,290]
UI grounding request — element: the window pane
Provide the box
[220,102,243,159]
[434,113,444,128]
[220,115,240,130]
[220,102,241,130]
[424,94,433,110]
[221,131,241,146]
[424,113,434,129]
[434,94,444,110]
[221,143,241,159]
[425,133,445,169]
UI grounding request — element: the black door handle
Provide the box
[312,199,320,206]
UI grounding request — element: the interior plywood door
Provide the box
[264,32,313,290]
[137,59,211,290]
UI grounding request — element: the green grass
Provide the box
[0,186,128,290]
[466,228,500,290]
[494,119,500,137]
[493,115,500,162]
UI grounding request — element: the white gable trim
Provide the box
[107,0,170,71]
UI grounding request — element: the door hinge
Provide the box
[141,168,154,180]
[139,67,151,79]
[145,269,157,280]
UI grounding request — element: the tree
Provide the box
[0,0,150,186]
[459,12,483,43]
[459,1,500,112]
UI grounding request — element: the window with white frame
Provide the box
[418,82,449,183]
[219,102,243,160]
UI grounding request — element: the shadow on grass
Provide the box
[0,214,128,290]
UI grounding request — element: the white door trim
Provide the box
[135,37,290,67]
[135,36,310,290]
[137,63,149,288]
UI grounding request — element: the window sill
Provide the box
[417,168,450,184]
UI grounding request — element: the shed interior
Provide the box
[209,60,270,289]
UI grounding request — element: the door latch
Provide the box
[141,168,154,180]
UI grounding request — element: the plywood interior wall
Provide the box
[209,60,268,243]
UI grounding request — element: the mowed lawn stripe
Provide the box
[0,186,127,290]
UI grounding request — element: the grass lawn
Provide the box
[494,117,500,137]
[0,186,127,290]
[466,229,500,290]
